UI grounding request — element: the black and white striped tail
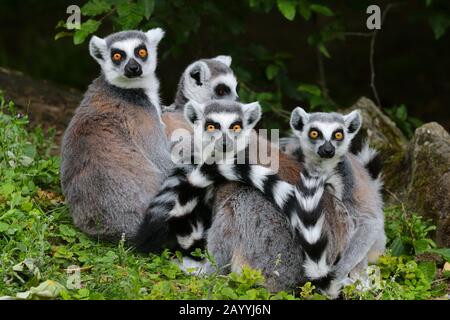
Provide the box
[134,161,334,288]
[192,163,334,285]
[133,166,215,255]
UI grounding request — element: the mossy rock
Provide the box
[343,97,408,193]
[405,122,450,246]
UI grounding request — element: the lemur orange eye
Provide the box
[334,132,344,140]
[232,124,242,132]
[113,53,122,61]
[309,130,319,139]
[138,49,147,58]
[207,124,216,132]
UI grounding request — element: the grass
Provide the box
[0,93,449,300]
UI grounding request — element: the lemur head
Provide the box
[174,56,238,109]
[89,28,165,89]
[290,107,362,168]
[184,100,261,159]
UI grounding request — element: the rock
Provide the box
[343,97,409,192]
[345,98,450,246]
[405,122,450,247]
[0,67,82,148]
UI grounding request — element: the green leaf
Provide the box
[81,0,112,16]
[54,31,73,41]
[318,43,331,58]
[0,221,10,233]
[221,287,238,299]
[277,0,296,21]
[265,64,279,80]
[418,261,436,282]
[298,84,321,96]
[59,224,77,239]
[139,0,155,20]
[117,2,145,29]
[73,19,101,45]
[395,105,408,121]
[413,239,431,253]
[309,4,334,17]
[298,1,311,20]
[55,20,67,29]
[0,183,15,196]
[391,238,408,256]
[428,248,450,262]
[428,14,450,40]
[310,95,324,109]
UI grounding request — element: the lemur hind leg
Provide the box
[331,215,384,285]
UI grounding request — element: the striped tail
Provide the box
[355,143,383,189]
[133,166,215,255]
[135,161,335,289]
[198,163,334,286]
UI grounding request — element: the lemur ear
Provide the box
[344,110,362,135]
[184,100,204,125]
[243,102,262,128]
[290,107,309,133]
[212,55,232,67]
[146,27,165,45]
[89,35,107,65]
[186,61,211,87]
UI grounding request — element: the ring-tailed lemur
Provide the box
[61,29,174,242]
[130,55,240,253]
[134,100,334,286]
[288,107,385,296]
[161,55,239,137]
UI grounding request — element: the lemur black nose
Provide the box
[124,59,142,78]
[318,141,335,159]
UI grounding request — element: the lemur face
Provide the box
[184,100,261,159]
[290,107,362,163]
[183,56,239,104]
[89,28,165,89]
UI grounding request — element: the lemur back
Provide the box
[61,29,171,241]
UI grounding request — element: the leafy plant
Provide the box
[384,206,436,256]
[384,105,423,138]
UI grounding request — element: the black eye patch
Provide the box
[332,129,345,141]
[204,121,221,131]
[215,83,231,97]
[309,127,323,138]
[134,44,148,61]
[111,49,126,65]
[229,121,243,130]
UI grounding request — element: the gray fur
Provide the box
[308,112,345,124]
[203,100,243,116]
[203,58,232,78]
[61,74,172,242]
[207,184,306,292]
[171,56,237,111]
[105,30,147,47]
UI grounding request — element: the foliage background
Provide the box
[0,0,449,133]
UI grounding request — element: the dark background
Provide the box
[0,0,449,131]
